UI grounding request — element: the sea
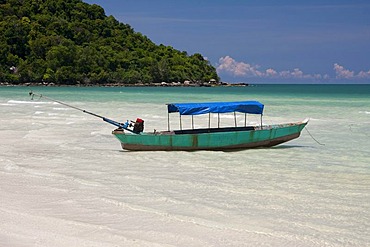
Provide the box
[0,84,369,247]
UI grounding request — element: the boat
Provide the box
[112,101,308,151]
[29,92,308,151]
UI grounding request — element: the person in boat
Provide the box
[118,118,144,133]
[132,118,144,133]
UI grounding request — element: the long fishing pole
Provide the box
[29,91,136,133]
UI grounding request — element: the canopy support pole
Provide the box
[168,112,170,131]
[244,113,247,127]
[260,114,263,129]
[179,114,182,130]
[234,112,237,127]
[191,115,194,129]
[218,113,220,128]
[208,113,211,129]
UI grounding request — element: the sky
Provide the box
[83,0,370,83]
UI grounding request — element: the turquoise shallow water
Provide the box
[0,85,369,246]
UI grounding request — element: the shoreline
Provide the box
[0,81,249,87]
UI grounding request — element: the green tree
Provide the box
[0,0,219,84]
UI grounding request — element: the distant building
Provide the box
[10,66,17,73]
[209,79,217,84]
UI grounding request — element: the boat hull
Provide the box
[112,120,308,151]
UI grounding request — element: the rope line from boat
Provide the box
[304,126,325,146]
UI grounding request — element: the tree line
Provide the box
[0,0,219,85]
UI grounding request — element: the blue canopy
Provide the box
[167,101,264,115]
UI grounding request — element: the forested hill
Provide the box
[0,0,219,85]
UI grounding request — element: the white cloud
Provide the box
[216,56,369,81]
[217,56,324,81]
[217,56,262,77]
[358,70,370,78]
[334,63,370,79]
[333,63,355,79]
[265,68,278,77]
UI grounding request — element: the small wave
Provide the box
[90,130,110,136]
[48,113,60,116]
[212,114,249,119]
[220,115,235,119]
[4,163,20,171]
[53,107,70,111]
[90,131,101,135]
[32,115,59,120]
[359,111,370,115]
[8,100,52,105]
[34,111,44,115]
[1,159,20,171]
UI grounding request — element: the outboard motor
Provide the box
[132,118,144,133]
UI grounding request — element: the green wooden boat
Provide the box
[112,101,308,151]
[28,92,308,151]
